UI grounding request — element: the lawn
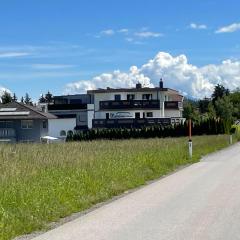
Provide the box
[0,135,232,240]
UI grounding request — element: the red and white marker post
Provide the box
[188,119,193,158]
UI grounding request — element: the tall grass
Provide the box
[0,135,231,240]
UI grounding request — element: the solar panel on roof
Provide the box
[0,108,17,112]
[0,111,30,116]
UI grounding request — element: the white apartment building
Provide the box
[87,80,185,128]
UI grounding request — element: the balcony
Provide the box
[93,118,171,129]
[99,100,160,110]
[48,103,87,111]
[99,100,182,110]
[164,101,183,109]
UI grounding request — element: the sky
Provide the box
[0,0,240,100]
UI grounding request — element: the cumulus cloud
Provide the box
[189,23,207,30]
[216,22,240,33]
[65,52,240,99]
[65,66,153,94]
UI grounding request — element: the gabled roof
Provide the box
[0,102,57,120]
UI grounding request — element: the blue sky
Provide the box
[0,0,240,99]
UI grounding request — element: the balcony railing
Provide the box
[0,128,16,138]
[164,101,183,109]
[48,103,87,111]
[100,100,160,110]
[99,100,182,110]
[93,118,171,129]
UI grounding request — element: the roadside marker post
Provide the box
[188,119,192,159]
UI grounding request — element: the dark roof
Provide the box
[0,102,57,120]
[87,87,182,96]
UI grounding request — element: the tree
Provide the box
[229,89,240,119]
[39,94,46,103]
[215,95,234,133]
[45,91,53,103]
[24,93,33,105]
[20,96,24,103]
[212,84,230,102]
[198,98,210,114]
[207,102,216,119]
[12,93,17,102]
[183,101,200,122]
[1,91,12,104]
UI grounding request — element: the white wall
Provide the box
[48,118,76,138]
[95,110,162,119]
[87,104,94,129]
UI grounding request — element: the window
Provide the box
[21,120,33,129]
[42,121,47,129]
[0,121,13,128]
[114,94,121,101]
[78,114,87,122]
[106,113,110,119]
[127,94,135,100]
[146,112,153,118]
[142,94,152,100]
[135,112,140,119]
[60,130,66,137]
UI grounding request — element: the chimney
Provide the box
[136,83,142,89]
[159,78,163,89]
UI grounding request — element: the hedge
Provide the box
[67,119,227,142]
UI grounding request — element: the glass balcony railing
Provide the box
[99,100,182,110]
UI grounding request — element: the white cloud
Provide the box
[64,52,240,98]
[32,64,75,70]
[65,66,153,94]
[189,23,207,30]
[0,52,31,58]
[216,22,240,33]
[101,29,115,36]
[0,86,11,98]
[118,29,129,34]
[134,31,163,38]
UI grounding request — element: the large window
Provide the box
[127,94,135,100]
[21,120,33,129]
[146,112,153,118]
[114,94,121,101]
[142,94,152,100]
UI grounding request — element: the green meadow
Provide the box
[0,135,232,240]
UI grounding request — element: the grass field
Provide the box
[0,135,232,240]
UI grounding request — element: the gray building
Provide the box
[0,102,57,143]
[47,94,94,130]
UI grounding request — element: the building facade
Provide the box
[87,80,184,128]
[0,102,57,142]
[46,94,94,130]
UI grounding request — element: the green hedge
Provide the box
[67,119,227,142]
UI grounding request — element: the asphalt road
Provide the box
[32,143,240,240]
